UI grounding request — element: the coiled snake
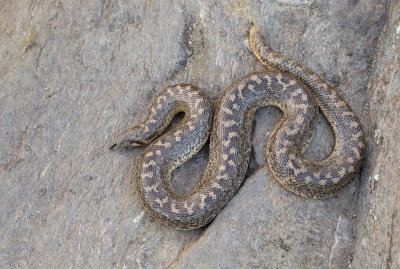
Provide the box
[110,27,365,230]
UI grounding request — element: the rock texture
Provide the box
[352,0,400,268]
[0,0,396,268]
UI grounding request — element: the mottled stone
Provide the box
[0,0,394,268]
[352,0,400,268]
[173,168,358,268]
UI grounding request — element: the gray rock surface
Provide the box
[352,0,400,268]
[0,0,396,268]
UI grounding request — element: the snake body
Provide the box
[112,27,365,230]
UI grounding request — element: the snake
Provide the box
[110,27,365,230]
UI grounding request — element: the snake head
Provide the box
[109,128,146,150]
[109,140,145,150]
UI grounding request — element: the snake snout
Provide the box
[114,139,145,149]
[109,140,145,150]
[110,128,147,149]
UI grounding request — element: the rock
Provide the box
[0,0,395,268]
[173,168,358,268]
[351,0,400,268]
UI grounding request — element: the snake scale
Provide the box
[111,27,365,230]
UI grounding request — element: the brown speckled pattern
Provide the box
[111,27,365,230]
